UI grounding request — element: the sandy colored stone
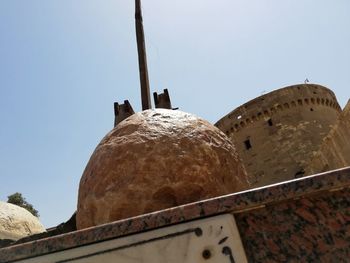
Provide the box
[215,84,341,187]
[305,100,350,175]
[0,201,46,241]
[77,109,249,229]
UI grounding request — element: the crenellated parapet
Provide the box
[216,84,341,134]
[215,84,342,187]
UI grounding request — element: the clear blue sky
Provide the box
[0,0,349,228]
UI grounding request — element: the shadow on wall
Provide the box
[215,84,349,188]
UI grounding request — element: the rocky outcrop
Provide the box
[77,109,249,229]
[0,201,45,241]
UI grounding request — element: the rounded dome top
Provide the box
[0,201,45,241]
[77,109,249,229]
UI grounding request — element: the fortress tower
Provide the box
[215,84,342,187]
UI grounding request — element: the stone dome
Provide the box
[0,201,46,241]
[77,109,249,229]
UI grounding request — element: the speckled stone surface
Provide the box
[1,167,350,262]
[236,188,350,262]
[77,109,248,229]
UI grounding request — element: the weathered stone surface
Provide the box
[215,84,341,187]
[3,212,77,248]
[77,109,248,229]
[0,201,45,241]
[305,100,350,175]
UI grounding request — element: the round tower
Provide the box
[215,84,341,187]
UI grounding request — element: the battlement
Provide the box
[216,84,341,134]
[215,84,342,187]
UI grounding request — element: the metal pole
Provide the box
[135,0,152,110]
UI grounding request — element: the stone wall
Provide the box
[236,188,350,262]
[2,167,349,263]
[215,84,341,187]
[305,100,350,175]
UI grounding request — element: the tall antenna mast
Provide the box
[135,0,152,110]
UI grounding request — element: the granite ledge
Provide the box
[1,166,350,262]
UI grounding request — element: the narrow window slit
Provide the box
[267,118,273,126]
[244,139,252,150]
